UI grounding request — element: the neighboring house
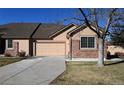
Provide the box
[0,23,107,58]
[107,45,124,55]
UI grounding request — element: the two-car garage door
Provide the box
[36,42,66,56]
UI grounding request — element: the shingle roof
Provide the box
[0,23,39,39]
[32,23,65,39]
[0,23,66,39]
[0,23,76,39]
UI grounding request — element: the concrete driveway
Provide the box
[0,56,65,85]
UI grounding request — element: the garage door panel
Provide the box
[36,42,65,56]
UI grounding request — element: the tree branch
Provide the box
[93,9,100,33]
[78,8,100,37]
[73,18,84,21]
[104,8,117,38]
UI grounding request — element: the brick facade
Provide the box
[72,40,98,58]
[5,42,19,56]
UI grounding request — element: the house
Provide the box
[0,23,107,58]
[107,45,124,55]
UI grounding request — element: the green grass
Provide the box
[0,57,24,67]
[51,61,124,85]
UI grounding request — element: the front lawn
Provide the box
[0,57,24,67]
[51,61,124,85]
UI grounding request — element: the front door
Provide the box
[0,38,5,54]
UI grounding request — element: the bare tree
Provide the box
[53,8,123,67]
[110,16,124,47]
[77,8,123,67]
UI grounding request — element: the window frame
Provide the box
[6,39,14,49]
[80,36,96,49]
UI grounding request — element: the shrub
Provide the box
[18,50,26,57]
[115,52,124,58]
[4,52,12,57]
[106,51,111,59]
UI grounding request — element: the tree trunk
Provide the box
[97,38,104,67]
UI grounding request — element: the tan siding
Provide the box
[72,27,97,40]
[14,40,29,55]
[54,26,76,56]
[36,26,76,56]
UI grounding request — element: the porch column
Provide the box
[29,38,33,56]
[69,37,72,60]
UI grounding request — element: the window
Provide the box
[7,39,13,48]
[80,37,95,48]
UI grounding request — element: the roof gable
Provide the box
[67,23,104,39]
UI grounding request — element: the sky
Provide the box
[0,8,122,27]
[0,8,80,25]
